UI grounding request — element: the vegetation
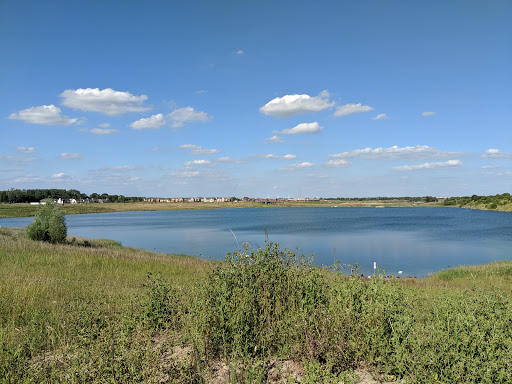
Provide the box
[443,193,512,211]
[26,201,67,243]
[1,226,512,383]
[0,188,144,204]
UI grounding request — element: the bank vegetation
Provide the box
[1,227,512,383]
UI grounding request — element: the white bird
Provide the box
[398,271,403,275]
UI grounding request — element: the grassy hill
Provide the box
[1,227,512,383]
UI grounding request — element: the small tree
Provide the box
[27,201,67,243]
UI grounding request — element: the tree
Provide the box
[27,201,67,243]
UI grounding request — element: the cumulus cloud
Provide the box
[481,149,512,158]
[9,105,81,126]
[130,113,166,130]
[372,113,389,120]
[235,49,244,55]
[184,159,212,166]
[329,145,465,161]
[0,155,39,165]
[421,111,436,117]
[279,122,323,135]
[60,88,151,115]
[305,173,329,179]
[170,170,200,178]
[260,90,334,118]
[216,157,248,164]
[179,144,219,155]
[262,154,296,160]
[265,135,284,143]
[286,162,315,170]
[16,146,36,153]
[57,153,83,159]
[392,160,462,171]
[51,172,71,179]
[325,159,352,167]
[481,165,499,169]
[81,128,120,135]
[167,107,212,128]
[334,103,374,117]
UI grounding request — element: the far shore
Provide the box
[1,199,511,218]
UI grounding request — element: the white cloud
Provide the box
[57,153,83,159]
[265,135,284,143]
[372,113,389,120]
[170,170,200,178]
[51,172,71,179]
[60,88,151,115]
[9,105,80,126]
[262,154,296,160]
[260,90,334,118]
[329,145,464,161]
[305,173,329,179]
[194,90,208,95]
[287,162,315,170]
[481,149,512,158]
[84,128,120,135]
[16,146,36,153]
[334,103,374,117]
[421,111,436,117]
[325,159,352,167]
[0,155,39,165]
[99,122,111,128]
[179,144,219,155]
[392,160,462,171]
[481,165,500,169]
[184,159,212,166]
[167,107,212,128]
[130,113,166,130]
[97,166,143,172]
[279,122,323,135]
[216,157,247,164]
[236,49,244,55]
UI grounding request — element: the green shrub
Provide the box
[26,201,67,243]
[193,242,327,360]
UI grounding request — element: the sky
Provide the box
[1,0,511,198]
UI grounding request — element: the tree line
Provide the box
[0,188,144,204]
[443,193,511,209]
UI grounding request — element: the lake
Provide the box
[1,207,511,277]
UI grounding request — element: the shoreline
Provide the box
[2,200,510,218]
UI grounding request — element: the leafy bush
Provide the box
[193,242,327,360]
[26,201,67,243]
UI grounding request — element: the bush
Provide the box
[26,201,67,243]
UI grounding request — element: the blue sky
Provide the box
[1,1,511,198]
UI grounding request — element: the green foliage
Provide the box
[142,272,181,330]
[192,242,327,360]
[26,201,67,243]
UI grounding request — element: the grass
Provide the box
[1,227,512,383]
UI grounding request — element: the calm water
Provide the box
[1,207,511,277]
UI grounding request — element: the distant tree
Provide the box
[424,196,438,203]
[27,201,67,243]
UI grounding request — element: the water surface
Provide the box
[1,207,511,277]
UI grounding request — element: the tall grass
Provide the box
[1,226,512,383]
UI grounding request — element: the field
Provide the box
[1,226,512,383]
